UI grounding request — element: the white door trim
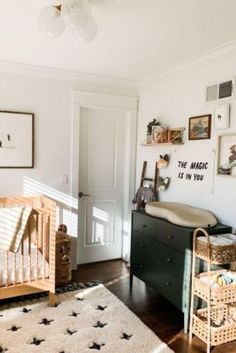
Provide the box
[70,91,138,264]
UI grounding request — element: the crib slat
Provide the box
[5,251,9,287]
[21,238,24,284]
[28,220,31,283]
[13,253,16,285]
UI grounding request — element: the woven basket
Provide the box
[56,231,72,286]
[192,304,236,346]
[195,270,236,305]
[196,238,236,264]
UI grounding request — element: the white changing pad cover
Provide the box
[145,202,217,228]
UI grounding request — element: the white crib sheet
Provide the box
[0,244,49,286]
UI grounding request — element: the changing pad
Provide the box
[145,201,217,228]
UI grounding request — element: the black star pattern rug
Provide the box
[0,285,174,353]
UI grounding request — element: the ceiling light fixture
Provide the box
[38,0,98,42]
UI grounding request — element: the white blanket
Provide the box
[0,207,32,253]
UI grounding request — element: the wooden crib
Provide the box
[0,196,56,305]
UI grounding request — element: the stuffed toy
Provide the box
[132,185,156,210]
[156,176,170,191]
[157,154,169,169]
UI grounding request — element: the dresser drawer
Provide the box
[131,233,184,310]
[131,231,187,279]
[157,221,192,252]
[153,270,185,310]
[132,212,157,240]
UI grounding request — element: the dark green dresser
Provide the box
[130,210,232,333]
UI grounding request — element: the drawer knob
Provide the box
[140,243,145,248]
[166,257,172,263]
[142,224,147,228]
[139,264,144,269]
[165,281,172,286]
[168,235,173,240]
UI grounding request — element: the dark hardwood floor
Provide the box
[72,259,236,353]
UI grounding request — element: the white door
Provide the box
[78,107,126,264]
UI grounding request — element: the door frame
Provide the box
[70,91,138,265]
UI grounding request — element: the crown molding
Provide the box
[138,39,236,89]
[0,60,138,96]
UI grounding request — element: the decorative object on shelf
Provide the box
[189,114,211,140]
[217,134,236,176]
[38,0,98,42]
[152,125,167,143]
[156,176,170,191]
[0,111,34,168]
[214,104,230,129]
[146,118,160,144]
[157,154,169,169]
[167,127,184,144]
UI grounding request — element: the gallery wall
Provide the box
[137,44,236,229]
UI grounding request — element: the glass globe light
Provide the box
[61,0,91,30]
[74,16,98,42]
[38,5,66,38]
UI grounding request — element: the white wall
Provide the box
[137,45,236,229]
[0,68,137,242]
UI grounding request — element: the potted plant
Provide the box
[146,118,160,144]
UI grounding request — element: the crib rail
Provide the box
[0,196,56,301]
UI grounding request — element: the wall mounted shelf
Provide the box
[141,142,184,147]
[142,126,185,146]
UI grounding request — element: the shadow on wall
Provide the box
[23,177,78,238]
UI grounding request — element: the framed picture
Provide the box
[217,134,236,176]
[189,114,211,140]
[0,111,34,168]
[214,104,230,129]
[167,127,184,144]
[152,125,167,143]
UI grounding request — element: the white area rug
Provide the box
[0,285,174,353]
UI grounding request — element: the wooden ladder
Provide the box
[140,161,159,195]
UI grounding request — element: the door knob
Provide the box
[78,192,90,198]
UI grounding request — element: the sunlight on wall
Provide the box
[23,177,78,237]
[92,206,109,245]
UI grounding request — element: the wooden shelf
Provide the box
[141,142,184,147]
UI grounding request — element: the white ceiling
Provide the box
[1,0,236,81]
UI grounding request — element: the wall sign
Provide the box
[173,149,214,191]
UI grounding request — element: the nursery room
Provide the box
[1,1,236,353]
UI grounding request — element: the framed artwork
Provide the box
[189,114,211,140]
[167,127,184,144]
[217,134,236,176]
[214,104,230,129]
[152,125,167,143]
[0,111,34,168]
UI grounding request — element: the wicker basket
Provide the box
[196,237,236,264]
[56,231,72,286]
[192,304,236,346]
[195,270,236,305]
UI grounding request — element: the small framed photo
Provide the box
[167,128,184,144]
[0,111,34,168]
[214,104,230,129]
[217,134,236,176]
[152,125,167,143]
[189,114,211,140]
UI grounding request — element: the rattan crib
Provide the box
[0,196,56,305]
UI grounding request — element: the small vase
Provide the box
[146,134,152,144]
